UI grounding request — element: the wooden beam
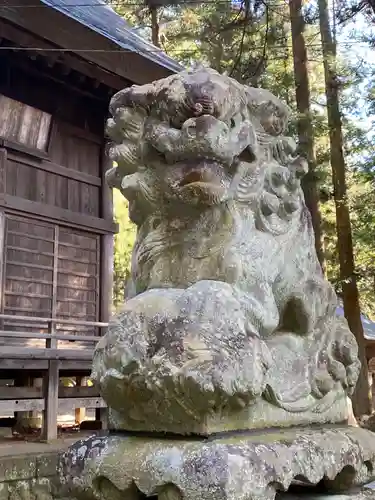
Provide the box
[7,151,102,187]
[9,54,111,103]
[1,138,49,161]
[58,397,106,412]
[0,331,99,342]
[0,359,93,371]
[2,194,118,234]
[0,5,174,85]
[0,396,106,413]
[0,346,94,360]
[0,398,44,412]
[0,385,100,399]
[0,18,127,90]
[0,313,108,327]
[0,387,41,399]
[60,386,100,398]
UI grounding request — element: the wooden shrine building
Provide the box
[0,0,181,439]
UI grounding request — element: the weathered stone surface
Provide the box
[92,67,360,434]
[0,450,63,500]
[59,427,375,500]
[36,456,59,480]
[7,478,53,500]
[107,390,349,435]
[0,456,37,482]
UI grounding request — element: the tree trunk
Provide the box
[366,0,375,15]
[150,6,160,48]
[289,0,324,269]
[318,0,371,417]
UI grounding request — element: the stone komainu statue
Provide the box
[92,67,360,434]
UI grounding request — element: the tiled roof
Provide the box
[40,0,183,73]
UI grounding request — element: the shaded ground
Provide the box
[0,408,98,446]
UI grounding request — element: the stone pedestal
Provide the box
[60,427,375,500]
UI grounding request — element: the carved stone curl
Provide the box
[93,67,360,434]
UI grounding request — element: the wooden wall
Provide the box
[3,98,101,219]
[2,214,100,339]
[0,45,116,357]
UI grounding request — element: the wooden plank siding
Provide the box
[0,93,116,234]
[1,214,101,346]
[0,94,102,219]
[0,95,52,152]
[0,34,117,443]
[0,82,114,358]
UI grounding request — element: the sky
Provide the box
[338,9,375,133]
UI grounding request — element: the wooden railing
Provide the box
[0,314,108,441]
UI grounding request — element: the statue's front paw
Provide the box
[92,281,271,431]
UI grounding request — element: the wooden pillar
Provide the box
[0,148,6,204]
[100,149,114,333]
[42,360,59,441]
[13,374,30,427]
[0,148,7,333]
[28,377,39,419]
[95,407,108,430]
[98,148,114,430]
[74,376,86,424]
[42,321,59,441]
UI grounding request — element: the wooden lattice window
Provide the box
[1,214,100,340]
[0,94,52,151]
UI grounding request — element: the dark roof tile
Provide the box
[40,0,183,73]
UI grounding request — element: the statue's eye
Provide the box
[230,118,236,129]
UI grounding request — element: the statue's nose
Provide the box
[182,115,227,138]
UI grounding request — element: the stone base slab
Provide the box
[59,426,375,500]
[108,391,348,435]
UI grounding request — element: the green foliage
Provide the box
[113,189,136,309]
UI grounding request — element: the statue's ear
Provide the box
[244,86,291,136]
[105,166,122,189]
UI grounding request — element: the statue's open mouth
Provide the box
[179,170,210,188]
[172,151,255,190]
[173,159,228,193]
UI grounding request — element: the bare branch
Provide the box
[229,0,251,77]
